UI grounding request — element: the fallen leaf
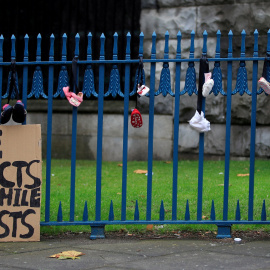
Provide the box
[134,169,148,174]
[146,224,154,231]
[237,174,249,177]
[117,192,121,195]
[218,184,232,186]
[164,161,171,164]
[117,163,123,167]
[202,215,209,220]
[50,250,85,260]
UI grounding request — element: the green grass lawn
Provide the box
[40,159,270,235]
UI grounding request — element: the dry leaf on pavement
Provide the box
[50,250,85,260]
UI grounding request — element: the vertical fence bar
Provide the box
[223,30,233,221]
[147,32,156,221]
[70,33,80,222]
[197,30,207,220]
[121,32,131,221]
[95,33,105,221]
[0,35,3,104]
[248,30,259,221]
[45,34,55,222]
[22,34,29,125]
[172,31,181,220]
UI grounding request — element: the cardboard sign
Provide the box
[0,125,42,242]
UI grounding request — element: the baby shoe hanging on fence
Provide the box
[258,77,270,94]
[258,53,270,95]
[1,60,27,124]
[202,72,214,97]
[63,57,84,107]
[189,55,211,133]
[131,56,149,128]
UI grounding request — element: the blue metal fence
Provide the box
[0,29,269,239]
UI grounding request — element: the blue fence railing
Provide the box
[0,29,269,239]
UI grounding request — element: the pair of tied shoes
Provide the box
[1,100,27,124]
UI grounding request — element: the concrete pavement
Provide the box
[0,234,270,269]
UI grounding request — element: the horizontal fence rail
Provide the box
[0,29,270,239]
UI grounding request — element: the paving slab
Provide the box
[1,236,270,270]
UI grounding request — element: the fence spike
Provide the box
[109,200,114,221]
[24,34,29,60]
[181,31,197,96]
[176,31,182,58]
[261,200,267,221]
[267,29,270,53]
[134,200,140,221]
[28,33,47,99]
[105,32,123,98]
[49,34,55,60]
[83,201,88,221]
[159,200,165,221]
[54,34,69,98]
[3,65,20,100]
[202,30,208,55]
[210,200,216,220]
[235,200,241,221]
[126,32,131,58]
[155,31,174,97]
[212,30,226,96]
[82,32,97,98]
[232,29,251,96]
[57,201,63,222]
[185,200,190,221]
[11,34,16,60]
[99,33,105,60]
[75,33,80,57]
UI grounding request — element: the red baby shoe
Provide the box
[131,108,143,128]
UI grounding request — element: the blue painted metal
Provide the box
[212,30,226,96]
[0,35,3,107]
[83,201,88,221]
[105,33,123,98]
[95,33,105,222]
[232,30,251,96]
[181,30,197,96]
[131,32,145,96]
[70,34,80,223]
[28,34,47,99]
[109,200,114,221]
[22,34,29,125]
[223,30,233,224]
[134,200,139,221]
[82,32,97,98]
[235,200,241,221]
[44,34,55,223]
[197,30,207,221]
[210,200,215,221]
[147,31,156,221]
[3,35,19,100]
[248,29,259,221]
[261,200,266,221]
[185,200,190,221]
[54,34,69,98]
[57,202,63,222]
[121,33,131,221]
[156,31,174,97]
[172,31,181,221]
[160,200,165,221]
[1,29,268,240]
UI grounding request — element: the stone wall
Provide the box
[139,0,270,159]
[24,0,270,160]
